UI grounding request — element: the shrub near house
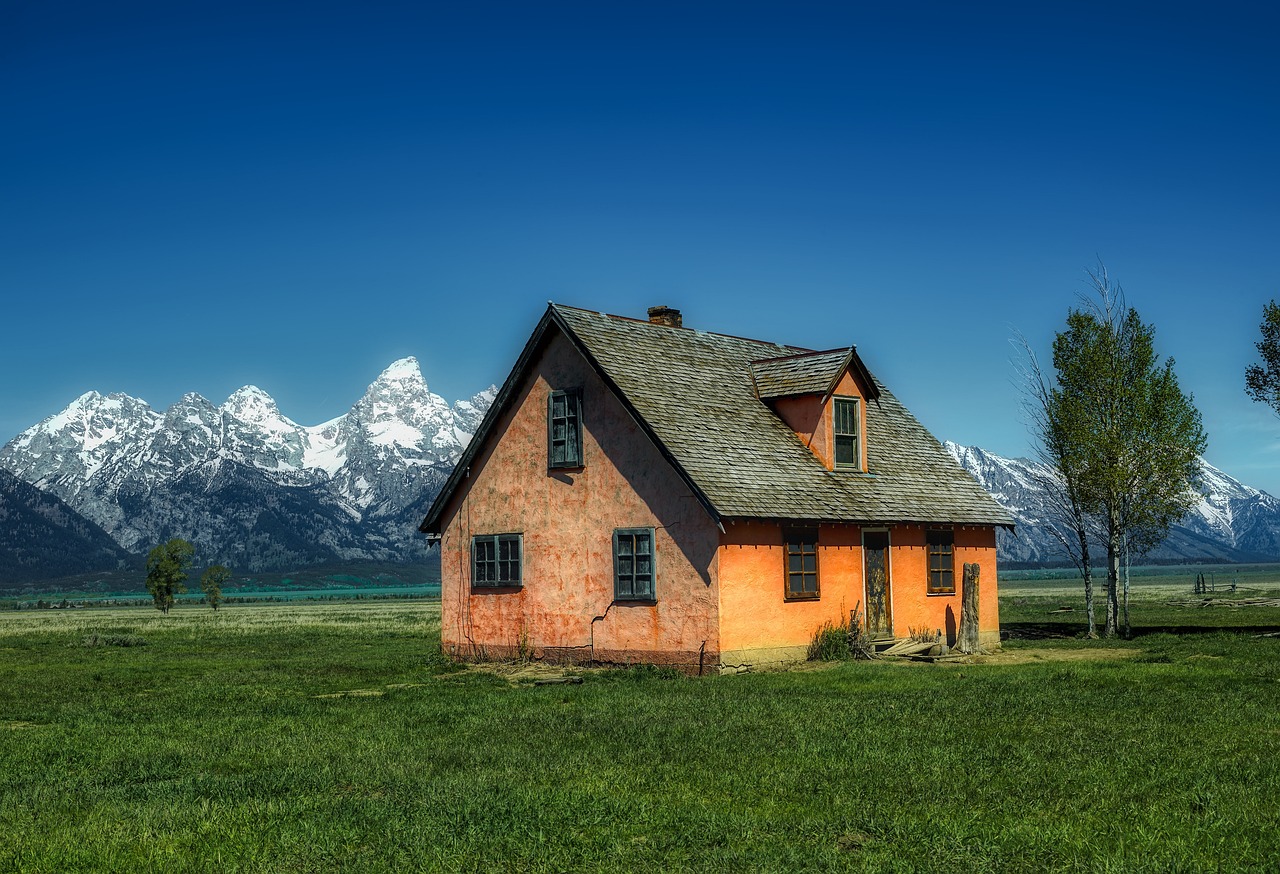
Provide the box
[421,304,1013,671]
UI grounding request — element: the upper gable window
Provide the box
[834,397,860,470]
[548,389,583,469]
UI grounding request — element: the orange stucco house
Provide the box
[420,304,1013,671]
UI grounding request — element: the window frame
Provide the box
[471,533,523,589]
[783,526,820,600]
[833,396,861,471]
[926,528,955,595]
[612,527,656,602]
[548,388,584,469]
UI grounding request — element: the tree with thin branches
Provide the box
[1034,267,1206,637]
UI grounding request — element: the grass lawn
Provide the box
[2,598,1278,872]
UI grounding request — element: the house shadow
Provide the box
[1001,621,1280,640]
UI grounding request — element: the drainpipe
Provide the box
[589,602,615,667]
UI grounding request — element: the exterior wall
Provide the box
[718,522,1001,667]
[718,521,864,666]
[435,331,722,671]
[884,525,1001,650]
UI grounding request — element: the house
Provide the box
[419,304,1014,671]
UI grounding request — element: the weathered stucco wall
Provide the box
[718,521,864,665]
[436,330,722,670]
[718,522,1001,665]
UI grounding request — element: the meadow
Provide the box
[2,582,1279,872]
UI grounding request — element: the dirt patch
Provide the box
[462,661,593,685]
[971,646,1138,666]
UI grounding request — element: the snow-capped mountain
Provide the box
[0,359,496,572]
[945,442,1280,564]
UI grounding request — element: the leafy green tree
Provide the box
[1046,268,1206,637]
[145,538,195,615]
[200,565,230,611]
[1245,300,1280,415]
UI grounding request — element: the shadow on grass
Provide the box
[1004,621,1280,640]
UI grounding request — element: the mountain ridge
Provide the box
[6,369,1280,579]
[0,359,496,573]
[944,442,1280,565]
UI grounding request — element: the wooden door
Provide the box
[863,531,893,639]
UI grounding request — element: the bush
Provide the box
[807,609,877,661]
[807,621,851,661]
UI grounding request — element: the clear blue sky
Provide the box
[3,1,1279,490]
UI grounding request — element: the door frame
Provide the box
[862,528,893,639]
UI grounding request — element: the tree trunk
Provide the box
[1078,523,1096,638]
[1122,534,1131,638]
[1105,509,1121,638]
[956,562,982,654]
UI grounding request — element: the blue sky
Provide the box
[4,1,1280,491]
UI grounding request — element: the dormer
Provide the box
[750,347,880,473]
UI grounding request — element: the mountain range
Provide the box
[0,359,495,575]
[4,365,1280,582]
[945,443,1280,566]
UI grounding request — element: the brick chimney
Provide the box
[647,306,683,328]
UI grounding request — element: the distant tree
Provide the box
[200,565,230,611]
[145,538,194,615]
[1245,300,1280,415]
[1048,267,1206,637]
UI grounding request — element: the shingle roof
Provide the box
[557,306,1011,526]
[422,304,1014,533]
[751,349,847,399]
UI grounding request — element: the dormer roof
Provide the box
[750,347,881,401]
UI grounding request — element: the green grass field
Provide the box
[2,591,1279,872]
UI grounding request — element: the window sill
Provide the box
[784,593,821,602]
[471,585,523,594]
[926,590,956,597]
[613,598,657,606]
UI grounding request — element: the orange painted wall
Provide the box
[718,521,864,659]
[718,522,1000,659]
[881,525,1000,644]
[435,330,722,668]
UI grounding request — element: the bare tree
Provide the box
[1015,331,1101,636]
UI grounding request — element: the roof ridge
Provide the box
[550,302,811,352]
[750,346,852,366]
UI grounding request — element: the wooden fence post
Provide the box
[956,562,981,655]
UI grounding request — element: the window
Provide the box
[613,528,655,601]
[472,534,522,587]
[548,389,583,468]
[834,397,860,470]
[784,526,819,599]
[926,529,955,594]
